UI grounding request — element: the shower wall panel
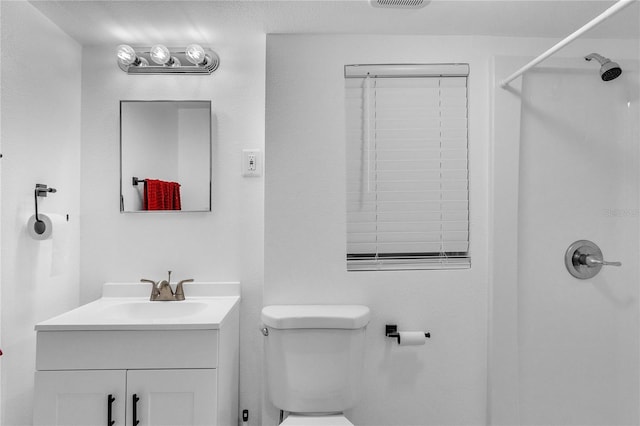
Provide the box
[517,65,639,425]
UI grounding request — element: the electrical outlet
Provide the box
[242,149,262,177]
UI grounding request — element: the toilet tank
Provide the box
[262,305,370,413]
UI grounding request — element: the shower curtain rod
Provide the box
[499,0,636,88]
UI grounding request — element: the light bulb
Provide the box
[150,44,171,65]
[117,44,137,66]
[185,44,207,65]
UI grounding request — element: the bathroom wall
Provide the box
[264,34,640,426]
[265,34,490,426]
[0,2,82,425]
[80,39,265,424]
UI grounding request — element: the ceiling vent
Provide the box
[369,0,430,9]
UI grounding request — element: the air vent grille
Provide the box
[370,0,429,9]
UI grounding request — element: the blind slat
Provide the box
[348,241,469,254]
[348,210,469,223]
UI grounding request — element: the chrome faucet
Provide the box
[140,271,194,301]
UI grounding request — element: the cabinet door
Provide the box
[34,370,126,426]
[127,369,217,426]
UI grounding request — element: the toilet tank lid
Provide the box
[261,305,370,329]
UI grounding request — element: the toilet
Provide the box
[261,305,371,426]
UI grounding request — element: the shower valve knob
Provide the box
[565,240,621,279]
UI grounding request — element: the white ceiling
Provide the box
[30,0,639,47]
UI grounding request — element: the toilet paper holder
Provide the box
[33,183,57,235]
[385,324,431,343]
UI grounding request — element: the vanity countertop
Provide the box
[35,282,240,331]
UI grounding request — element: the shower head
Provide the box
[585,53,622,81]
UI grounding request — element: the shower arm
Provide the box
[584,53,609,65]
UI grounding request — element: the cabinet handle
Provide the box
[107,394,115,426]
[132,394,140,426]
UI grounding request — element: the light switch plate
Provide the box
[242,149,262,177]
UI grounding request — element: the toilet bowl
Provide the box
[281,414,354,426]
[261,305,370,426]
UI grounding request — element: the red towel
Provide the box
[143,179,181,210]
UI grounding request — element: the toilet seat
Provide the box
[281,414,354,426]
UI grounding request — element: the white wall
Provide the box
[0,2,81,424]
[265,34,490,426]
[80,39,265,425]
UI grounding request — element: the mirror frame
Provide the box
[119,100,212,213]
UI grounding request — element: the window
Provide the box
[345,64,470,271]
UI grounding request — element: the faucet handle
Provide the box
[174,279,194,301]
[140,279,160,301]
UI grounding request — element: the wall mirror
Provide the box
[120,100,212,212]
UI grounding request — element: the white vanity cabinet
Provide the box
[34,370,126,425]
[35,369,217,426]
[33,282,240,426]
[127,369,217,425]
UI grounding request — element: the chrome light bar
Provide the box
[117,44,220,75]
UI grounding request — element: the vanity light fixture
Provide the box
[185,44,207,65]
[117,44,148,68]
[116,44,220,75]
[150,44,180,67]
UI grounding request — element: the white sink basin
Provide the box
[98,301,209,320]
[35,282,240,331]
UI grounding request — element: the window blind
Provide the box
[345,64,470,271]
